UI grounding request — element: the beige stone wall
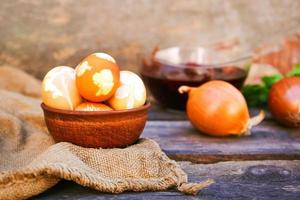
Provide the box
[0,0,299,79]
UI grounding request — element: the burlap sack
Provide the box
[0,67,214,200]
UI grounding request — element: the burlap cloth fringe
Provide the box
[0,66,214,200]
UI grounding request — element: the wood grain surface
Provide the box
[142,120,300,163]
[32,160,300,200]
[31,106,300,199]
[148,104,271,121]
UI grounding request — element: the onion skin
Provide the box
[268,77,300,127]
[179,81,263,136]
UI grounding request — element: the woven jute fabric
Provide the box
[0,66,214,200]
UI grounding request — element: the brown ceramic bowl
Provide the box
[41,102,150,148]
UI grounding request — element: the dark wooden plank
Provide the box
[147,103,187,121]
[142,120,300,163]
[31,160,300,200]
[148,102,272,121]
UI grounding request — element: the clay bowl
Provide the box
[41,102,150,148]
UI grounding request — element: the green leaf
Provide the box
[262,74,283,89]
[241,84,269,107]
[287,64,300,77]
[242,74,281,107]
[242,63,300,108]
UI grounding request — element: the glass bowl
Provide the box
[140,46,251,111]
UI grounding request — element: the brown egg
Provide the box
[75,53,120,102]
[108,71,146,110]
[42,66,82,110]
[75,102,113,111]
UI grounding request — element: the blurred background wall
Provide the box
[0,0,300,79]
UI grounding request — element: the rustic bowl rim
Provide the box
[41,102,151,116]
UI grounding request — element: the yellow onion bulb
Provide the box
[268,76,300,127]
[42,66,82,110]
[108,71,146,110]
[179,80,264,136]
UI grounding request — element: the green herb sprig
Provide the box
[242,64,300,107]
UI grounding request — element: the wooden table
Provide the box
[32,104,300,200]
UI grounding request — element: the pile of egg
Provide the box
[42,53,147,111]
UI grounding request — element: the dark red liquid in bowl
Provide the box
[141,62,247,110]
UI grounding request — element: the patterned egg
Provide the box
[108,71,146,110]
[42,66,82,110]
[75,102,113,111]
[75,53,120,102]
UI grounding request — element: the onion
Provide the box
[268,76,300,127]
[179,81,265,136]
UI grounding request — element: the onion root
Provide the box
[245,110,265,135]
[178,85,192,94]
